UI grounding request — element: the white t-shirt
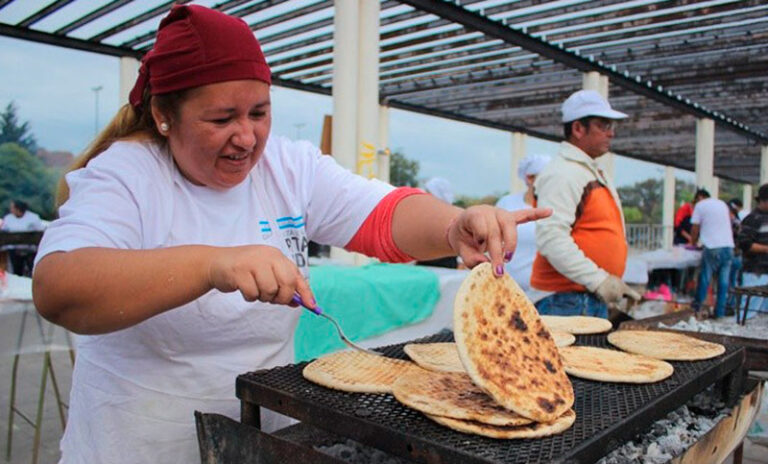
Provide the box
[36,136,393,463]
[691,198,735,248]
[1,210,44,252]
[496,193,536,293]
[1,210,43,232]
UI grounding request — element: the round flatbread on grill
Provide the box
[551,331,576,347]
[607,330,725,361]
[404,343,465,373]
[302,350,417,393]
[392,369,533,426]
[454,263,574,423]
[559,346,674,383]
[426,409,576,439]
[540,315,612,334]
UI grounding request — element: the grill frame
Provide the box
[620,309,768,371]
[236,332,745,464]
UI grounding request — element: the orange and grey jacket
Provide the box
[530,142,627,294]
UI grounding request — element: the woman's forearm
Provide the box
[33,246,217,335]
[392,194,462,260]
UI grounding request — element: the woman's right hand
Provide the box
[207,245,316,308]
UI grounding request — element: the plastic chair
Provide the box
[1,275,74,464]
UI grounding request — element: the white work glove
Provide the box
[594,275,641,309]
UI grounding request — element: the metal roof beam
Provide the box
[17,0,75,28]
[0,22,140,58]
[396,0,768,143]
[55,0,133,35]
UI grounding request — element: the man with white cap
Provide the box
[530,90,640,317]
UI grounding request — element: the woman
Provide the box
[32,5,549,463]
[495,154,551,293]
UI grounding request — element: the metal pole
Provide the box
[92,85,103,136]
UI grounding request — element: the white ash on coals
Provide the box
[315,439,410,464]
[597,390,728,464]
[660,313,768,339]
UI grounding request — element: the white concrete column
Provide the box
[377,105,390,184]
[695,118,715,193]
[662,166,675,249]
[330,0,361,265]
[584,72,614,180]
[743,184,753,212]
[331,0,359,172]
[711,177,720,200]
[119,56,140,105]
[761,145,768,186]
[510,132,526,194]
[355,0,380,180]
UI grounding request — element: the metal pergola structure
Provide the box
[1,0,766,184]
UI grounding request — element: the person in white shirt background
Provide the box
[1,199,44,276]
[690,189,735,317]
[495,154,551,293]
[30,5,550,463]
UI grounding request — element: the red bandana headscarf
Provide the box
[129,4,271,109]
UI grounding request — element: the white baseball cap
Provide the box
[561,90,628,123]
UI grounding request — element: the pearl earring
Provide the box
[160,122,169,133]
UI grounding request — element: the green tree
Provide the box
[718,178,743,203]
[618,178,663,224]
[675,180,697,207]
[0,102,37,153]
[622,206,643,223]
[454,193,501,208]
[389,150,419,187]
[0,142,56,219]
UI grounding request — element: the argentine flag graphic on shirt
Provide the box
[276,215,305,230]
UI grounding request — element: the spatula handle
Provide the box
[292,294,323,315]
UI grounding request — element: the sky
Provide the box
[0,34,696,198]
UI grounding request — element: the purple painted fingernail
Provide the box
[496,265,504,276]
[504,251,513,262]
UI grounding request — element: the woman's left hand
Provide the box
[446,205,552,276]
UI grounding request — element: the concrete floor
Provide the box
[0,308,766,464]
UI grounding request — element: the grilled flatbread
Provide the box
[454,263,574,423]
[392,369,533,426]
[540,315,612,334]
[426,409,576,439]
[559,346,674,383]
[551,331,576,347]
[404,343,465,373]
[607,330,725,361]
[302,350,417,393]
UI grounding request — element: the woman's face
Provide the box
[159,80,271,189]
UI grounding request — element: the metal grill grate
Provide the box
[237,332,744,464]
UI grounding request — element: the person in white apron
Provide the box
[32,5,550,463]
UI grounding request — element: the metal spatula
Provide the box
[292,294,382,356]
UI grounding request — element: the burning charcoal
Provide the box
[316,439,410,464]
[597,391,729,463]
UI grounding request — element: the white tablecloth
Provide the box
[623,247,702,285]
[637,247,702,272]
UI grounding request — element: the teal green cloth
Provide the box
[294,263,440,362]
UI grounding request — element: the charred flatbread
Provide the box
[540,315,612,334]
[607,330,725,361]
[454,263,574,423]
[559,346,674,383]
[551,331,576,347]
[426,409,576,439]
[392,369,532,426]
[404,343,465,373]
[302,350,417,393]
